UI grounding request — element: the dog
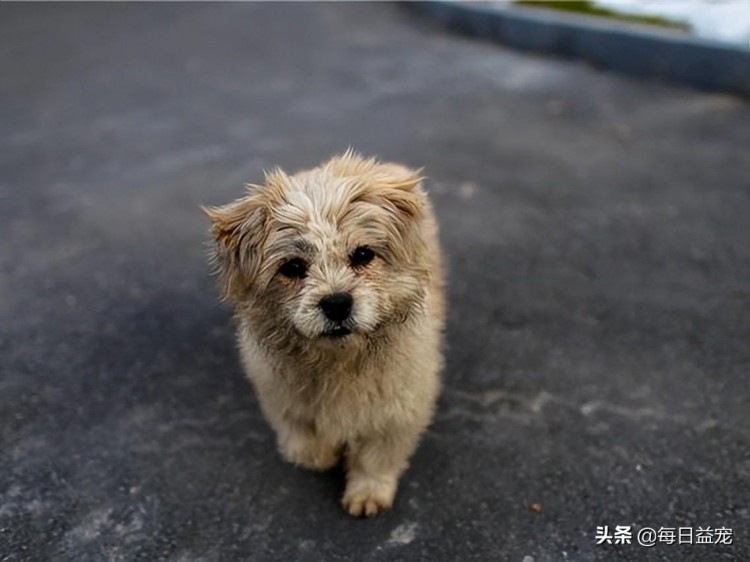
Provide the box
[204,151,445,516]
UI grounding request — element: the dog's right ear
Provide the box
[202,193,267,300]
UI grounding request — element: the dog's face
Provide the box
[205,152,431,345]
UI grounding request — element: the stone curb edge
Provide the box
[407,1,750,97]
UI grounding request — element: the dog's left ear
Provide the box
[374,163,426,220]
[202,193,268,300]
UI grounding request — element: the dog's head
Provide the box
[204,151,432,345]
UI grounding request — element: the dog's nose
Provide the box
[319,292,353,322]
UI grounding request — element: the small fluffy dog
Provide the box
[204,151,444,516]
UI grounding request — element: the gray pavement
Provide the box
[1,3,749,561]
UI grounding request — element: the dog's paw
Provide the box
[342,477,396,517]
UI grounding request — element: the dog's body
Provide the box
[205,152,444,516]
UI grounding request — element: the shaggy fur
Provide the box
[204,151,445,516]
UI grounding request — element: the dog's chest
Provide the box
[295,363,400,436]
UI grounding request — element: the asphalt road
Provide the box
[1,3,749,561]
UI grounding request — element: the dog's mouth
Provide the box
[322,326,352,339]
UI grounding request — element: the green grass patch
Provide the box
[514,1,690,31]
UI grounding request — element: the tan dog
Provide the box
[204,151,445,516]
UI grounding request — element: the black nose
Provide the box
[319,292,353,323]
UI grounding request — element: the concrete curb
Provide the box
[409,1,750,97]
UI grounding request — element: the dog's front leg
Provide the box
[276,418,341,472]
[342,425,421,517]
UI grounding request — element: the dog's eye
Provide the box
[279,258,307,279]
[350,246,375,268]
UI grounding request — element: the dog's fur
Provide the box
[204,151,444,516]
